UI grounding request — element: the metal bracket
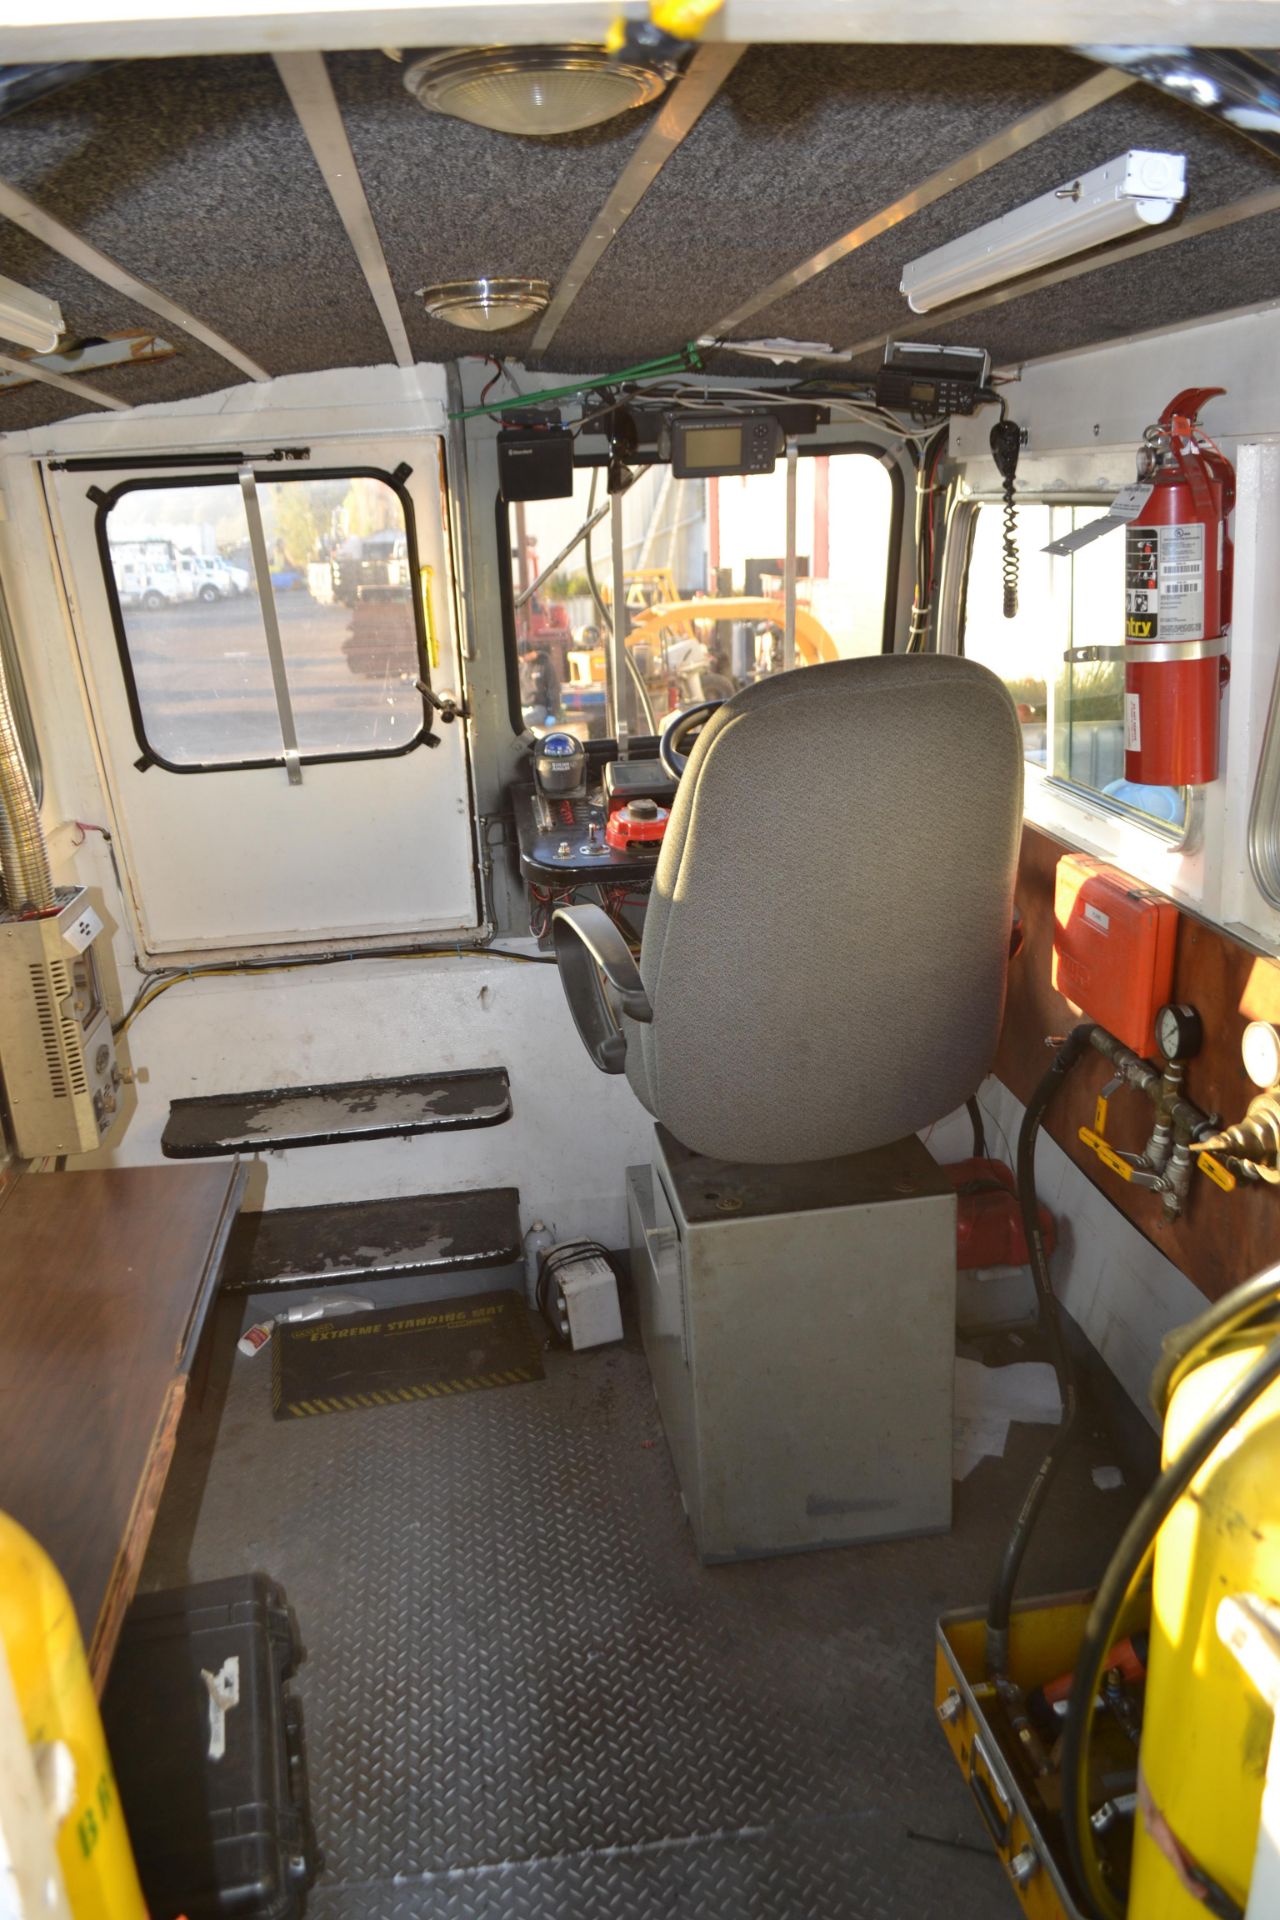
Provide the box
[414,680,470,724]
[1077,1126,1166,1191]
[1065,637,1227,667]
[239,466,303,786]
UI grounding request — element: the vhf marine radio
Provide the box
[875,342,992,422]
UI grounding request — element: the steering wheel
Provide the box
[659,700,724,780]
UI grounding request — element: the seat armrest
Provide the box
[552,903,652,1075]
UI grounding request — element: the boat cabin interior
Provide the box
[4,8,1280,1919]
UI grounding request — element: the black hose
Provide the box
[965,1094,987,1160]
[1061,1309,1280,1920]
[985,1024,1097,1675]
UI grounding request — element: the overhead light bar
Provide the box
[403,45,674,137]
[900,150,1187,313]
[417,277,550,331]
[0,272,64,354]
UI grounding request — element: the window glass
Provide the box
[103,474,423,768]
[963,502,1186,832]
[508,451,894,740]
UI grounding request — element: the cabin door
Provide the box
[44,437,478,958]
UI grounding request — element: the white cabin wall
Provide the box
[949,300,1280,952]
[945,302,1280,1414]
[86,952,657,1245]
[0,362,655,1242]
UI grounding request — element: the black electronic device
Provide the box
[602,757,678,809]
[875,342,992,422]
[658,412,785,479]
[498,426,575,501]
[621,399,829,448]
[534,730,587,797]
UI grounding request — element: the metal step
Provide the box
[221,1187,523,1295]
[161,1068,511,1159]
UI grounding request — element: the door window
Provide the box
[100,471,426,771]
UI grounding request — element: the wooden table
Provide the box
[0,1161,245,1688]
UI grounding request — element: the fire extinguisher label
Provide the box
[1124,692,1142,750]
[1125,523,1206,642]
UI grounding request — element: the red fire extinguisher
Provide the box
[1124,387,1234,787]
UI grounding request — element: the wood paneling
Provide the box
[0,1162,243,1685]
[996,827,1280,1302]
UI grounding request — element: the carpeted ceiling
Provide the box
[0,44,1276,428]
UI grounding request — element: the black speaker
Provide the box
[498,427,575,501]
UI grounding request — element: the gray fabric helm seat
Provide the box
[554,654,1023,1165]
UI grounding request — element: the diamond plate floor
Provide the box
[143,1296,1137,1920]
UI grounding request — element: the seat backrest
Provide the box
[624,654,1023,1164]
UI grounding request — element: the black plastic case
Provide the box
[102,1574,320,1919]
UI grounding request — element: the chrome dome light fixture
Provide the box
[417,277,551,332]
[402,44,674,136]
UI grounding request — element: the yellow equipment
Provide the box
[606,0,725,52]
[935,1591,1148,1920]
[0,1511,146,1918]
[1128,1329,1280,1918]
[626,595,839,665]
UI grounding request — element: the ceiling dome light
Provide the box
[417,277,551,332]
[403,44,673,136]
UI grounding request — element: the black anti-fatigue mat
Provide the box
[272,1290,543,1420]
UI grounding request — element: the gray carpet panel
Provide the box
[0,45,1276,421]
[543,43,1093,369]
[328,49,665,368]
[0,56,389,381]
[730,77,1280,359]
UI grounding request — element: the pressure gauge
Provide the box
[1155,1003,1203,1064]
[1242,1020,1280,1090]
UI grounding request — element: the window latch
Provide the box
[416,680,470,724]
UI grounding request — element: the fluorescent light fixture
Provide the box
[403,45,673,137]
[0,272,64,354]
[417,277,550,331]
[900,150,1187,313]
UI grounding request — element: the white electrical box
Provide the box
[0,886,123,1156]
[550,1250,623,1351]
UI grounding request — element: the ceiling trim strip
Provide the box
[840,184,1280,360]
[531,40,745,356]
[0,347,128,410]
[274,50,414,371]
[0,178,270,382]
[7,6,1280,64]
[702,65,1135,340]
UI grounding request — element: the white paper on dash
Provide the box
[953,1357,1063,1481]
